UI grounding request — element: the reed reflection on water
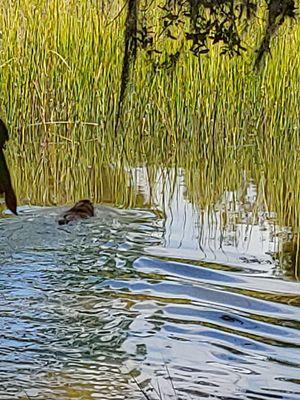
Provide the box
[0,165,300,400]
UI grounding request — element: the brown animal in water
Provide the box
[0,119,18,215]
[58,199,94,225]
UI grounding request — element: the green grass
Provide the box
[0,0,299,240]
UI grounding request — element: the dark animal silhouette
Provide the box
[0,119,18,215]
[58,199,94,225]
[0,119,9,148]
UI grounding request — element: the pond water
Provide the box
[0,170,300,400]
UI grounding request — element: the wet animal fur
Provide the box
[0,119,18,215]
[58,199,94,225]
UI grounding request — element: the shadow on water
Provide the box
[0,167,300,399]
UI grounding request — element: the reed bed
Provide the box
[0,1,299,250]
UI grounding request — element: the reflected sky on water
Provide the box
[0,169,299,399]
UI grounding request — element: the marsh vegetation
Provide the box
[1,0,299,270]
[0,1,300,399]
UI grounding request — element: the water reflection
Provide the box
[132,168,284,273]
[0,173,300,399]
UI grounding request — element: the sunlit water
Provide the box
[0,174,300,400]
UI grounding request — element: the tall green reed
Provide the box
[0,0,298,241]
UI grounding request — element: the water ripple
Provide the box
[0,205,299,399]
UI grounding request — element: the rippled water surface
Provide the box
[1,185,300,399]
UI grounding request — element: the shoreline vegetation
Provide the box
[0,1,299,274]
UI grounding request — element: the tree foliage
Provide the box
[116,0,297,130]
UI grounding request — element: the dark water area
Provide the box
[0,186,300,399]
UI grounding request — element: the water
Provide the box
[0,175,300,400]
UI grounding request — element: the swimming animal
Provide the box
[0,119,18,215]
[58,199,94,225]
